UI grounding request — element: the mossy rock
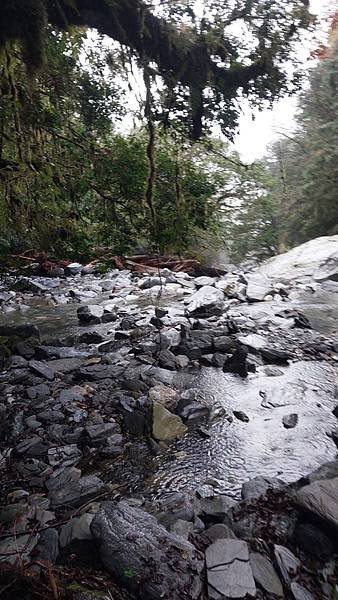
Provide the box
[66,583,111,600]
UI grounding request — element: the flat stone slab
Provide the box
[206,540,256,599]
[250,552,283,597]
[296,477,338,529]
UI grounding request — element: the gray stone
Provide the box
[29,359,55,380]
[169,519,193,539]
[0,533,39,565]
[152,402,187,441]
[37,410,65,424]
[237,334,267,351]
[213,336,233,353]
[274,544,300,585]
[296,477,338,529]
[283,413,299,429]
[246,273,273,301]
[101,279,115,291]
[186,286,224,316]
[196,495,236,520]
[77,305,104,323]
[175,354,190,369]
[85,422,120,443]
[206,540,256,599]
[49,475,104,508]
[47,444,82,467]
[149,384,178,410]
[204,524,237,543]
[91,501,203,600]
[46,466,81,491]
[294,523,333,558]
[65,262,82,275]
[60,513,94,547]
[290,582,315,600]
[194,276,216,287]
[250,552,283,597]
[35,528,59,562]
[241,476,284,501]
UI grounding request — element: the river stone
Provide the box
[246,273,273,301]
[49,475,104,508]
[60,513,94,547]
[91,501,203,600]
[233,410,249,423]
[241,476,284,501]
[250,552,283,597]
[296,477,338,529]
[237,333,267,351]
[77,305,104,323]
[169,519,194,539]
[194,276,216,287]
[29,359,55,380]
[294,523,333,558]
[196,495,236,521]
[204,524,237,543]
[152,402,187,441]
[283,413,299,429]
[186,286,224,316]
[274,544,300,585]
[85,422,120,443]
[206,540,256,599]
[290,582,316,600]
[47,444,82,467]
[149,384,178,410]
[0,533,39,565]
[35,528,59,562]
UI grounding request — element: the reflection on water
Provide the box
[150,361,337,498]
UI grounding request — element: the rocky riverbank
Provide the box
[0,236,337,599]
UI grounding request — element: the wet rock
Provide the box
[91,501,203,599]
[0,323,40,339]
[158,349,176,370]
[60,513,94,547]
[152,402,187,441]
[250,552,283,597]
[328,428,338,448]
[241,476,284,501]
[50,357,87,374]
[138,276,162,289]
[29,359,55,380]
[46,466,82,491]
[49,475,104,508]
[223,347,250,378]
[169,519,194,539]
[246,273,273,302]
[332,405,338,419]
[283,413,299,429]
[206,539,256,599]
[213,336,233,353]
[274,544,300,585]
[237,333,266,351]
[261,347,290,365]
[294,523,333,558]
[186,286,224,316]
[296,477,338,529]
[175,354,189,369]
[176,399,210,421]
[176,341,202,360]
[75,364,125,381]
[79,332,105,344]
[77,305,104,324]
[204,524,237,543]
[233,410,249,423]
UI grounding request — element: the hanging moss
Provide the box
[0,0,47,73]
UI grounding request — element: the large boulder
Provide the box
[258,235,338,281]
[186,286,224,316]
[245,273,273,301]
[296,477,338,530]
[91,501,203,600]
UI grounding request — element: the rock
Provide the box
[101,279,115,291]
[241,476,284,501]
[158,349,176,370]
[169,519,194,539]
[29,359,55,380]
[47,445,82,467]
[46,466,82,491]
[204,524,237,543]
[213,336,233,353]
[37,410,65,424]
[35,528,59,562]
[237,333,266,351]
[91,501,203,599]
[186,286,224,316]
[258,235,338,281]
[138,276,162,289]
[233,410,249,423]
[149,385,177,410]
[261,347,290,365]
[60,513,94,547]
[206,540,256,599]
[79,331,105,344]
[153,402,187,441]
[290,582,315,600]
[196,495,236,521]
[246,273,273,301]
[0,533,39,565]
[332,405,338,419]
[294,523,333,558]
[329,428,338,448]
[223,347,250,378]
[194,276,216,287]
[250,552,283,597]
[49,475,104,508]
[0,324,40,339]
[85,422,120,443]
[65,262,82,275]
[77,305,104,324]
[296,477,338,529]
[274,544,300,585]
[176,399,210,421]
[175,354,189,369]
[283,413,299,429]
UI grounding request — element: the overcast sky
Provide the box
[233,0,338,162]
